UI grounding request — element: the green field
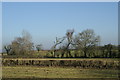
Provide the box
[2,66,119,78]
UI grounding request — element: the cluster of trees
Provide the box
[51,29,119,58]
[3,29,120,58]
[4,31,34,55]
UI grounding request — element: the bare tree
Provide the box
[61,29,74,58]
[74,29,100,58]
[52,29,75,58]
[4,45,12,55]
[51,37,66,57]
[10,30,33,55]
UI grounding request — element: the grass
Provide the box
[2,66,119,78]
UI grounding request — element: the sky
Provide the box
[2,2,118,50]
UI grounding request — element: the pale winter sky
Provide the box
[2,2,118,50]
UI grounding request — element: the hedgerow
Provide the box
[2,59,120,69]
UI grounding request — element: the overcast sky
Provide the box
[2,2,118,49]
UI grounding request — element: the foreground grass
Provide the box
[2,66,119,78]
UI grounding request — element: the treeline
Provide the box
[2,29,120,58]
[46,44,119,58]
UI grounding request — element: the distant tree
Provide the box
[74,29,100,58]
[10,30,34,55]
[51,29,75,58]
[4,45,12,55]
[118,45,120,58]
[36,44,42,52]
[51,37,66,57]
[61,29,74,58]
[104,44,113,58]
[110,45,118,58]
[100,46,106,58]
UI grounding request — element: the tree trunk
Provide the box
[84,48,87,58]
[68,50,72,58]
